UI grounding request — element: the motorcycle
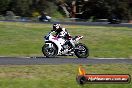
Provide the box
[42,31,89,58]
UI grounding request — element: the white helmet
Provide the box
[52,24,61,31]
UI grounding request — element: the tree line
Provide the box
[0,0,132,20]
[80,0,132,20]
[0,0,57,17]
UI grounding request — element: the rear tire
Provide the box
[42,43,58,58]
[74,43,89,58]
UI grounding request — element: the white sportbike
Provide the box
[42,31,89,58]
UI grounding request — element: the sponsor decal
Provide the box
[52,37,59,41]
[76,65,131,85]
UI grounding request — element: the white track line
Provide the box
[93,58,129,59]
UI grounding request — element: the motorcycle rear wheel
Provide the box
[42,43,58,58]
[74,43,89,58]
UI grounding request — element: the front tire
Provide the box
[42,43,58,58]
[74,43,89,58]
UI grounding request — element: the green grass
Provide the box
[0,22,132,58]
[0,64,131,88]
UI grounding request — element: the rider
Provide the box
[51,24,73,50]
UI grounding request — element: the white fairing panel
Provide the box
[46,34,65,55]
[44,31,84,56]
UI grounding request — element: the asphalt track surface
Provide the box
[0,20,132,27]
[0,57,131,65]
[50,21,132,27]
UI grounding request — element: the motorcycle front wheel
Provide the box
[74,43,89,58]
[42,43,58,58]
